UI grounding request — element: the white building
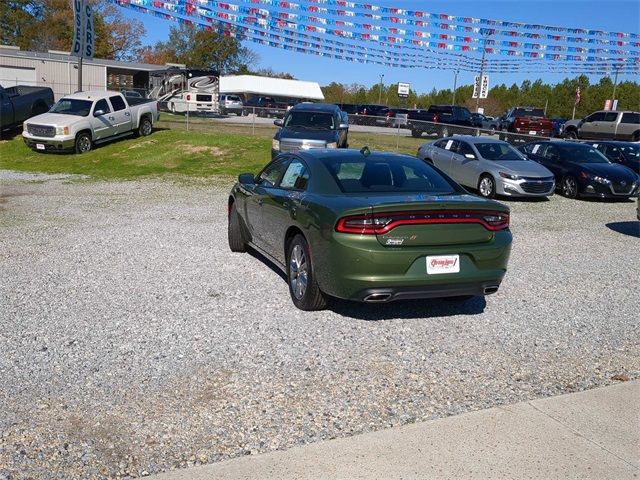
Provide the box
[0,47,325,104]
[0,46,168,100]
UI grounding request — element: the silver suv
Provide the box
[219,94,243,116]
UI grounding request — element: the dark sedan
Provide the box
[518,141,639,199]
[228,149,512,310]
[582,141,640,175]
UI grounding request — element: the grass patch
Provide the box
[0,121,430,180]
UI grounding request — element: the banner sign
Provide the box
[84,2,94,58]
[72,0,94,59]
[472,75,489,98]
[72,0,83,56]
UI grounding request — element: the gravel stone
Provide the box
[1,170,638,479]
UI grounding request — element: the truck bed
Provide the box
[3,85,53,97]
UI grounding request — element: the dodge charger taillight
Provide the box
[335,211,510,234]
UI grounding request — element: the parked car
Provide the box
[22,90,159,153]
[219,94,243,115]
[408,105,474,138]
[561,111,640,141]
[498,107,554,138]
[386,108,411,128]
[518,140,639,199]
[470,113,484,128]
[582,141,640,174]
[335,103,360,115]
[550,118,567,137]
[353,104,390,126]
[417,136,555,198]
[0,84,54,133]
[243,96,287,118]
[228,149,512,310]
[271,103,348,158]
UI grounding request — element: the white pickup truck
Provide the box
[22,90,159,153]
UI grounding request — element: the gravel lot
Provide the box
[1,170,638,479]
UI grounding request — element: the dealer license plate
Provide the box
[36,144,45,150]
[426,255,460,275]
[529,130,537,135]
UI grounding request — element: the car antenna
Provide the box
[360,146,370,157]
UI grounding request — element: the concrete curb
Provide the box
[152,381,639,479]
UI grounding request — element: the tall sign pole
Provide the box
[474,31,492,112]
[71,0,94,92]
[451,70,458,105]
[611,64,622,106]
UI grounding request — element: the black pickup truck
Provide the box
[0,84,55,133]
[408,105,474,138]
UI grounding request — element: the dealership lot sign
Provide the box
[72,0,94,59]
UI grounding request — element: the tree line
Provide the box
[321,76,640,119]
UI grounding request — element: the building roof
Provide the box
[219,75,324,100]
[0,47,170,72]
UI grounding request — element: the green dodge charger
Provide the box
[228,149,512,311]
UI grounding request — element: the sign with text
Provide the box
[84,2,94,59]
[71,0,94,59]
[472,75,489,99]
[397,82,410,98]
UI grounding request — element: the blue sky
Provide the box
[124,0,639,93]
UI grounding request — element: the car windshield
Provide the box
[322,156,459,194]
[475,142,526,161]
[50,99,92,117]
[560,145,610,164]
[285,112,335,129]
[619,144,640,160]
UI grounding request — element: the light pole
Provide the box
[451,70,459,105]
[378,74,384,105]
[475,30,493,112]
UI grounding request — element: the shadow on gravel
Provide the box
[248,248,287,281]
[247,247,488,320]
[498,196,551,203]
[606,221,640,238]
[328,295,487,321]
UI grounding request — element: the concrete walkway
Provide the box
[153,381,639,480]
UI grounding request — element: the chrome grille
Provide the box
[27,124,55,138]
[280,140,327,153]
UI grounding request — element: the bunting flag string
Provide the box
[219,0,640,49]
[111,0,639,74]
[256,0,639,40]
[132,0,639,62]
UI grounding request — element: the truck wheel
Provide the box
[411,129,422,138]
[440,126,450,137]
[564,130,578,140]
[138,117,152,137]
[632,131,640,142]
[75,133,92,154]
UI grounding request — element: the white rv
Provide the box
[155,73,220,114]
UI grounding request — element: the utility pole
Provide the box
[378,74,384,104]
[475,30,493,112]
[612,64,622,105]
[78,56,83,92]
[451,70,459,105]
